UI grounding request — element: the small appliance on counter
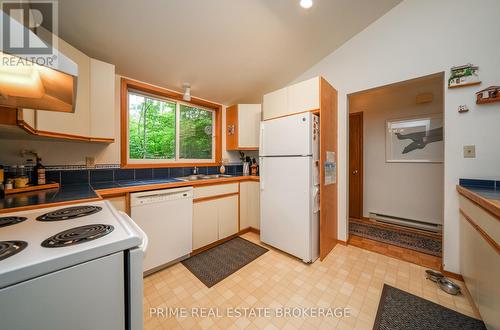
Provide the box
[0,201,147,330]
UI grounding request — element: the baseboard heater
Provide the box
[369,212,442,233]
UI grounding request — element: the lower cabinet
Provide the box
[240,181,260,230]
[192,194,238,250]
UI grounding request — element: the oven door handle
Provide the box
[119,211,149,253]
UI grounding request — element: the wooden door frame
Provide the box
[349,111,363,220]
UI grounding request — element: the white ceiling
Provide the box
[58,0,401,105]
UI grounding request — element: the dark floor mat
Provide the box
[373,284,485,330]
[349,220,442,256]
[182,237,268,288]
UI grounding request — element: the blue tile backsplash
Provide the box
[459,178,496,189]
[37,165,245,185]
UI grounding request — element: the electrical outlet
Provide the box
[463,145,476,158]
[85,156,96,168]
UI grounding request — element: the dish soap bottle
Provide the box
[34,157,46,185]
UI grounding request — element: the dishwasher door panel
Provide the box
[131,189,193,272]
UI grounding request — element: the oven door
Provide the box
[0,252,126,330]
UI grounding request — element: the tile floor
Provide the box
[143,232,479,329]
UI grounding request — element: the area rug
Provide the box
[373,284,486,330]
[182,237,268,288]
[349,220,442,256]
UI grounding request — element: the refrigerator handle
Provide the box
[259,158,264,191]
[259,125,264,153]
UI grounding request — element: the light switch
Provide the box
[463,145,476,158]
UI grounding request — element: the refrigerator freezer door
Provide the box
[260,112,312,156]
[260,156,312,261]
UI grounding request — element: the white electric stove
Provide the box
[0,200,147,330]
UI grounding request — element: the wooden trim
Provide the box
[460,208,500,255]
[193,192,239,204]
[337,239,348,246]
[238,183,241,231]
[13,117,115,143]
[191,227,261,256]
[0,107,18,125]
[262,109,320,122]
[120,77,222,168]
[190,233,240,256]
[457,185,500,220]
[226,105,238,151]
[94,176,258,196]
[249,227,260,235]
[319,77,338,260]
[439,266,464,281]
[5,182,59,195]
[0,196,103,214]
[125,192,131,215]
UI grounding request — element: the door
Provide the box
[192,200,219,250]
[217,195,239,239]
[349,112,363,219]
[260,156,311,261]
[260,112,312,156]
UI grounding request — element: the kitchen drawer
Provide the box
[193,183,238,199]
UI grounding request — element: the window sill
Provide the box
[120,162,220,169]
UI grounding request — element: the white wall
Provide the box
[291,0,500,273]
[350,78,443,224]
[0,75,249,165]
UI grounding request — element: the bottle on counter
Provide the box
[34,157,46,185]
[14,165,29,188]
[251,158,258,176]
[0,164,4,198]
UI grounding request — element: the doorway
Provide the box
[347,73,445,270]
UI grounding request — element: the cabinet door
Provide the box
[287,77,319,114]
[192,200,219,250]
[249,182,260,229]
[238,104,261,148]
[217,195,239,239]
[263,87,287,120]
[36,38,91,136]
[239,182,250,230]
[90,59,115,139]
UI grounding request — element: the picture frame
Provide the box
[385,114,444,163]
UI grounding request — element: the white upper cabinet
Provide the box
[262,77,320,121]
[226,104,261,150]
[90,59,115,139]
[27,38,115,141]
[287,77,319,114]
[262,87,287,120]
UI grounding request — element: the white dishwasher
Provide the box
[131,186,193,273]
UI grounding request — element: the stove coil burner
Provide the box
[0,241,28,261]
[41,224,114,248]
[0,217,28,228]
[37,206,102,222]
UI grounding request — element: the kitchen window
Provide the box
[121,78,221,167]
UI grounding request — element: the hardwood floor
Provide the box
[348,235,442,270]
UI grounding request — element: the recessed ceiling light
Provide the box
[300,0,313,9]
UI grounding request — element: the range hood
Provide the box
[0,10,77,113]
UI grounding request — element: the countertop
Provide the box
[0,175,259,214]
[457,184,500,219]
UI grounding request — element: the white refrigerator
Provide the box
[259,112,320,263]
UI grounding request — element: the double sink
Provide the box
[177,174,233,181]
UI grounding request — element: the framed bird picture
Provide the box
[385,114,443,163]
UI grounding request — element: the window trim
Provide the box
[120,78,222,168]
